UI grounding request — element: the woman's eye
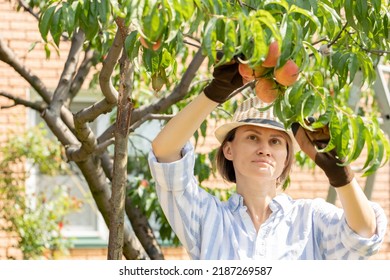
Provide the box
[248,135,258,141]
[271,138,282,145]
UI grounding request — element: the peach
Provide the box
[238,63,254,80]
[274,60,299,86]
[151,73,165,92]
[255,78,279,103]
[140,36,162,51]
[242,77,253,85]
[262,41,281,68]
[253,65,266,78]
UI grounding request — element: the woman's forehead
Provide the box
[237,125,286,136]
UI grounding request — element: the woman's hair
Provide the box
[216,127,294,188]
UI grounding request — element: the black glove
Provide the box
[291,122,354,188]
[203,61,243,103]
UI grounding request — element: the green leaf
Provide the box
[361,118,386,175]
[347,116,366,164]
[125,30,139,59]
[174,0,194,20]
[44,42,51,59]
[98,0,110,24]
[287,78,307,109]
[298,90,314,123]
[318,1,342,38]
[303,41,321,63]
[255,9,281,42]
[249,19,266,65]
[345,0,357,28]
[39,5,56,42]
[264,0,289,12]
[50,8,62,46]
[288,4,321,29]
[290,20,304,60]
[355,0,370,35]
[363,133,383,176]
[222,19,237,62]
[63,2,77,37]
[348,53,359,83]
[279,14,294,65]
[202,17,218,64]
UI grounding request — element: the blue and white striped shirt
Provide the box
[148,143,387,260]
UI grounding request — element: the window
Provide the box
[27,90,110,246]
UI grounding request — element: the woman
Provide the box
[148,62,387,259]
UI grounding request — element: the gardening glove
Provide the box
[203,60,244,104]
[291,120,354,188]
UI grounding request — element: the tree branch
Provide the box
[16,0,39,20]
[0,36,76,132]
[108,46,133,260]
[77,156,149,260]
[100,152,164,259]
[67,47,98,106]
[0,90,45,112]
[0,37,52,104]
[66,25,126,162]
[50,30,85,115]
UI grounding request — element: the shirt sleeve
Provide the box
[148,142,216,258]
[313,198,387,259]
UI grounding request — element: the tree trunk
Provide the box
[107,42,134,259]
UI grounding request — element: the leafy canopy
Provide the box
[32,0,390,174]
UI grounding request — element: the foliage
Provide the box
[31,0,390,176]
[9,0,390,255]
[0,125,81,259]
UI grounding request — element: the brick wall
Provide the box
[0,0,71,260]
[0,0,389,260]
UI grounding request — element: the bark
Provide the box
[77,156,149,260]
[65,27,124,162]
[50,30,85,115]
[107,20,134,259]
[0,37,75,132]
[101,148,164,260]
[39,104,149,259]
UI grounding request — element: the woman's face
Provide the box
[222,125,289,183]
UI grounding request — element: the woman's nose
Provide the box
[256,144,271,156]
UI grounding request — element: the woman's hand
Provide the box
[203,61,243,103]
[291,122,354,188]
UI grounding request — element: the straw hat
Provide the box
[214,97,300,152]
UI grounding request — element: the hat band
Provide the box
[239,118,284,129]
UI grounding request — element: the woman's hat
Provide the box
[214,97,300,151]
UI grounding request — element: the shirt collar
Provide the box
[228,192,293,213]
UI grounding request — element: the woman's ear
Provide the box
[222,142,234,161]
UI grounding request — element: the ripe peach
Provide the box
[262,41,281,68]
[238,63,254,80]
[253,65,266,78]
[255,78,279,103]
[140,36,162,51]
[274,60,299,86]
[242,76,253,85]
[140,179,149,188]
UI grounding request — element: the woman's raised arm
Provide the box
[152,61,244,163]
[151,93,218,163]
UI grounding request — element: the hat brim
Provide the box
[214,120,300,152]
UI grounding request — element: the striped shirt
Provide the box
[148,143,387,260]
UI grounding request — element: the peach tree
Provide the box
[1,0,389,259]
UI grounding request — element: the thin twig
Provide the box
[0,91,45,112]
